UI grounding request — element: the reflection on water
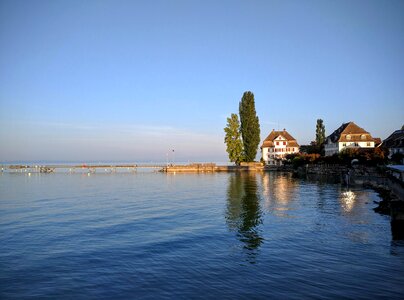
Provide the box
[262,172,297,217]
[340,190,356,212]
[226,173,263,261]
[1,172,403,298]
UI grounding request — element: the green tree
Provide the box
[315,119,326,146]
[239,91,260,162]
[224,113,244,165]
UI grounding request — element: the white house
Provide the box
[324,122,377,156]
[261,129,299,165]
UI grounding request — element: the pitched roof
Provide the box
[261,141,274,148]
[383,130,404,148]
[326,122,374,143]
[287,141,299,147]
[261,129,299,148]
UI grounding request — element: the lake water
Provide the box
[1,171,403,299]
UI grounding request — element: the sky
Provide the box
[0,0,403,163]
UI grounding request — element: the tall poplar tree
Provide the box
[316,119,326,146]
[224,113,243,165]
[239,91,260,162]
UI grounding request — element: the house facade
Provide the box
[383,129,404,159]
[261,129,299,165]
[324,122,377,156]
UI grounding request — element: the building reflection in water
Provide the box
[261,172,297,217]
[226,173,263,261]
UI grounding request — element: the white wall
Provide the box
[262,147,269,162]
[338,141,375,152]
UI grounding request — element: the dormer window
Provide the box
[346,135,351,140]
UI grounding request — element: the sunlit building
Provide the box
[324,122,378,156]
[261,129,299,166]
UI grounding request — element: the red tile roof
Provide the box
[261,129,299,148]
[327,122,374,143]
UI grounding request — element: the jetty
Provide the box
[161,162,265,173]
[1,162,270,174]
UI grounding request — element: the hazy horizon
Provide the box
[1,0,403,162]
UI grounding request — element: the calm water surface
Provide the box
[1,171,403,299]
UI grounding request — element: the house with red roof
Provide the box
[324,122,378,156]
[261,129,299,166]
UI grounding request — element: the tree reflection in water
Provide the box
[226,173,263,262]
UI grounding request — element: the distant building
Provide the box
[383,129,404,159]
[261,129,299,165]
[324,122,378,156]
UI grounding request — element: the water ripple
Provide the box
[0,172,403,298]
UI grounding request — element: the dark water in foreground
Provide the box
[0,171,403,299]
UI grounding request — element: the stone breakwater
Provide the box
[162,162,264,173]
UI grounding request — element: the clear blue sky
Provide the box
[1,0,403,163]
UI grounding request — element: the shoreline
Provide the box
[3,162,403,238]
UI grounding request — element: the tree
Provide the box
[239,91,260,162]
[315,119,326,146]
[224,113,244,165]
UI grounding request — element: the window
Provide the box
[367,142,370,146]
[276,142,279,145]
[361,134,366,140]
[346,135,351,140]
[354,142,359,146]
[283,142,286,145]
[343,143,346,147]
